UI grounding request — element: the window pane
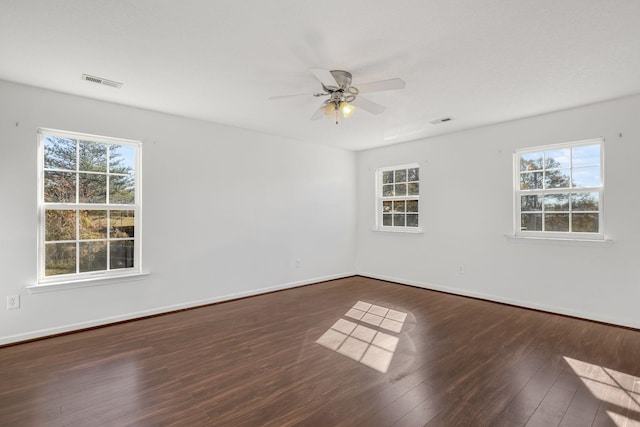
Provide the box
[393,201,405,212]
[44,136,76,170]
[382,171,394,184]
[406,214,418,227]
[521,195,542,211]
[545,213,569,231]
[520,172,543,190]
[572,144,600,167]
[111,210,135,238]
[406,200,418,212]
[395,183,407,196]
[395,169,407,182]
[544,148,570,169]
[79,140,107,172]
[516,141,602,237]
[44,171,76,203]
[408,182,419,196]
[544,169,570,189]
[408,168,419,182]
[45,242,76,276]
[521,213,542,231]
[40,132,140,280]
[544,194,569,211]
[572,167,600,187]
[110,144,136,173]
[571,192,599,211]
[111,240,135,269]
[520,152,543,172]
[79,241,107,273]
[45,210,76,241]
[393,214,405,227]
[572,213,599,233]
[109,174,135,204]
[78,173,107,203]
[382,184,394,197]
[382,214,392,226]
[80,210,107,240]
[382,201,392,213]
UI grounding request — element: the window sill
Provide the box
[373,227,424,234]
[27,271,150,293]
[505,235,613,247]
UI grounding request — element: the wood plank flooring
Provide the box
[1,276,639,426]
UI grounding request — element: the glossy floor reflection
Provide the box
[3,276,640,426]
[316,301,406,373]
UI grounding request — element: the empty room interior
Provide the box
[2,1,640,426]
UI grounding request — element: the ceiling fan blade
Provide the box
[311,68,338,87]
[351,96,386,115]
[356,78,406,94]
[267,93,312,101]
[310,105,325,120]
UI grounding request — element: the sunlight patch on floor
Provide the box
[316,301,406,373]
[564,356,640,427]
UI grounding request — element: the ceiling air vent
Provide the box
[81,74,123,89]
[429,117,453,125]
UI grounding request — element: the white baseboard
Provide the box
[0,271,355,346]
[358,272,640,330]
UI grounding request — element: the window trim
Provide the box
[513,138,604,240]
[375,163,422,233]
[36,128,143,286]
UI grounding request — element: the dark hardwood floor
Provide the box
[1,276,639,426]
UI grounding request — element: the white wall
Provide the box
[0,80,356,344]
[356,95,640,329]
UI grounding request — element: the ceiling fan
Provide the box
[269,69,405,124]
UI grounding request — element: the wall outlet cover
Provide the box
[7,295,20,310]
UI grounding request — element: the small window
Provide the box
[37,129,141,283]
[515,138,603,239]
[376,164,420,231]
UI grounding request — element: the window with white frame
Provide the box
[515,138,603,239]
[38,129,141,283]
[376,164,420,230]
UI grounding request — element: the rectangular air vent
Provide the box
[429,117,453,125]
[81,74,123,89]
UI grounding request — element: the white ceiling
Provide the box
[1,1,639,151]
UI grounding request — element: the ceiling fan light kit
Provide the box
[270,68,405,125]
[323,100,356,124]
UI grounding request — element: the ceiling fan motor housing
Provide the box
[323,70,358,104]
[329,70,352,89]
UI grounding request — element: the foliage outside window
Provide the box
[38,129,141,283]
[515,138,603,239]
[376,164,420,231]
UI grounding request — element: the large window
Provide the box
[38,129,141,283]
[515,138,603,239]
[376,164,420,231]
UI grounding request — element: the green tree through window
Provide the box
[516,140,602,237]
[39,129,140,281]
[377,164,420,230]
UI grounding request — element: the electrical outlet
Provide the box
[295,259,301,268]
[457,265,465,274]
[7,295,20,310]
